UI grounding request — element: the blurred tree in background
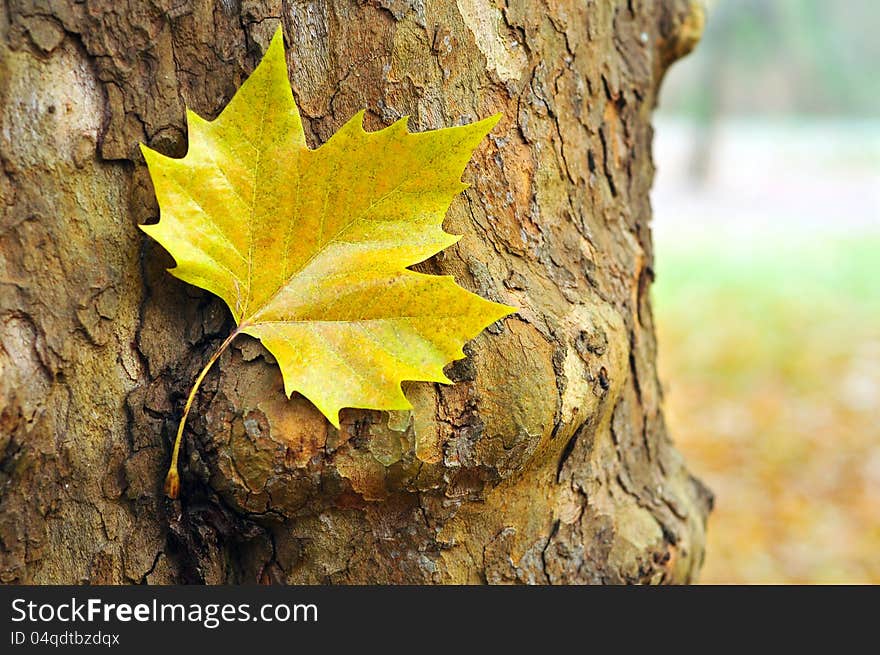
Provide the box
[661,0,880,118]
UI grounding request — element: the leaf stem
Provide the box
[164,326,244,499]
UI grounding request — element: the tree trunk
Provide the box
[0,0,711,584]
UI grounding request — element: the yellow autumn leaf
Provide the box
[140,26,515,497]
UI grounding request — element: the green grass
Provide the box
[654,233,880,310]
[654,233,880,391]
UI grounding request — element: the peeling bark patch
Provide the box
[456,0,528,83]
[473,320,556,477]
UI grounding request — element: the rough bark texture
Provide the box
[0,0,711,584]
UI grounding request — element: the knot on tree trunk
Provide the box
[657,0,706,71]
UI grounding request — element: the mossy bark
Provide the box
[0,0,711,584]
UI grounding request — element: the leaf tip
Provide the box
[334,109,369,140]
[268,22,286,51]
[185,107,205,127]
[439,231,463,249]
[500,304,519,319]
[472,111,503,136]
[395,389,415,411]
[491,301,519,323]
[138,141,155,164]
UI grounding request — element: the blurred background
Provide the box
[652,0,879,583]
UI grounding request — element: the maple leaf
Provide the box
[141,27,515,497]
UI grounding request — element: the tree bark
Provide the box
[0,0,711,584]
